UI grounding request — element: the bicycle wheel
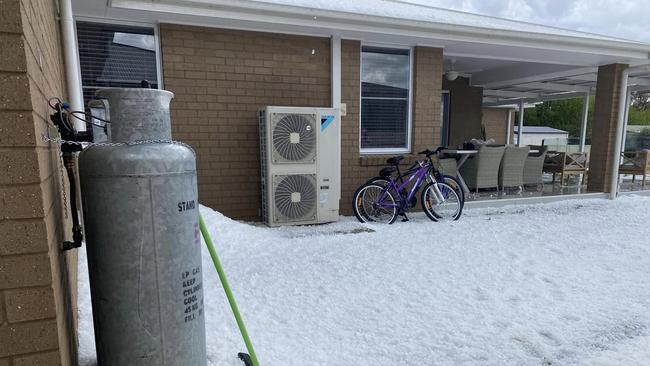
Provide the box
[439,175,465,204]
[421,181,463,221]
[353,183,398,224]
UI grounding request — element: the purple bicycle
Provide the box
[353,149,463,224]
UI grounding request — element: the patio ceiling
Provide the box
[484,72,650,107]
[444,57,650,107]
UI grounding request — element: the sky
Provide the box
[405,0,650,43]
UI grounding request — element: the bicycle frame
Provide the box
[376,161,445,210]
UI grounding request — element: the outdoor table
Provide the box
[440,149,478,194]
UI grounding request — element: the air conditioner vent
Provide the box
[273,174,317,222]
[271,113,316,163]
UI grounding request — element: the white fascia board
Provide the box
[477,66,597,89]
[627,77,650,86]
[567,74,650,86]
[484,91,586,107]
[566,74,598,82]
[111,0,650,60]
[518,82,591,93]
[443,51,582,67]
[483,89,539,99]
[629,85,650,93]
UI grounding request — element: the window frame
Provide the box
[74,17,163,98]
[441,90,450,147]
[359,43,414,155]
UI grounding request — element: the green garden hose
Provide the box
[199,214,260,366]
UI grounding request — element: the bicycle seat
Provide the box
[386,156,404,166]
[379,166,397,178]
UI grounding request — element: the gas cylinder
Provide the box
[78,88,206,365]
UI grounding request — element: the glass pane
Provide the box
[441,92,450,146]
[360,47,410,150]
[361,98,408,149]
[361,47,409,99]
[77,22,158,108]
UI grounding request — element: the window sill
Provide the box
[359,154,420,167]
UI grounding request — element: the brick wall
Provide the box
[482,108,511,144]
[339,40,363,215]
[588,63,628,192]
[0,0,77,364]
[160,24,331,219]
[412,47,443,153]
[339,43,443,215]
[443,77,484,146]
[160,26,444,218]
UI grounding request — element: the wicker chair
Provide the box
[523,145,549,186]
[498,145,530,189]
[436,157,458,177]
[619,150,650,188]
[459,145,505,192]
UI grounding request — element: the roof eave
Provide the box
[111,0,650,61]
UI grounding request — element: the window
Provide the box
[76,22,159,108]
[360,46,412,153]
[441,91,450,146]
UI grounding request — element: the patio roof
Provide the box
[75,0,650,109]
[481,64,650,107]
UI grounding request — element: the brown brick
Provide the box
[0,111,36,147]
[482,108,512,144]
[0,291,5,324]
[160,24,330,219]
[0,73,32,111]
[443,76,483,146]
[0,0,22,34]
[412,46,443,153]
[0,319,59,357]
[588,63,628,192]
[0,358,9,366]
[0,219,48,255]
[5,287,55,322]
[0,148,41,185]
[1,183,45,219]
[13,350,61,366]
[0,0,75,363]
[0,33,26,72]
[0,253,52,290]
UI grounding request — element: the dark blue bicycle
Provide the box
[353,149,463,224]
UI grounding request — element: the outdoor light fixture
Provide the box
[445,71,459,81]
[445,58,459,81]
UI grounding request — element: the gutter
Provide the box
[59,0,85,131]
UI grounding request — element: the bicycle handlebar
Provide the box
[417,147,445,157]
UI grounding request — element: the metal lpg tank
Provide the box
[79,88,206,365]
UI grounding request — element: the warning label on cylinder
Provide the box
[182,266,203,323]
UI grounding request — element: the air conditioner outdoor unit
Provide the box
[259,106,341,226]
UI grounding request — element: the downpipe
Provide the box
[59,0,85,131]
